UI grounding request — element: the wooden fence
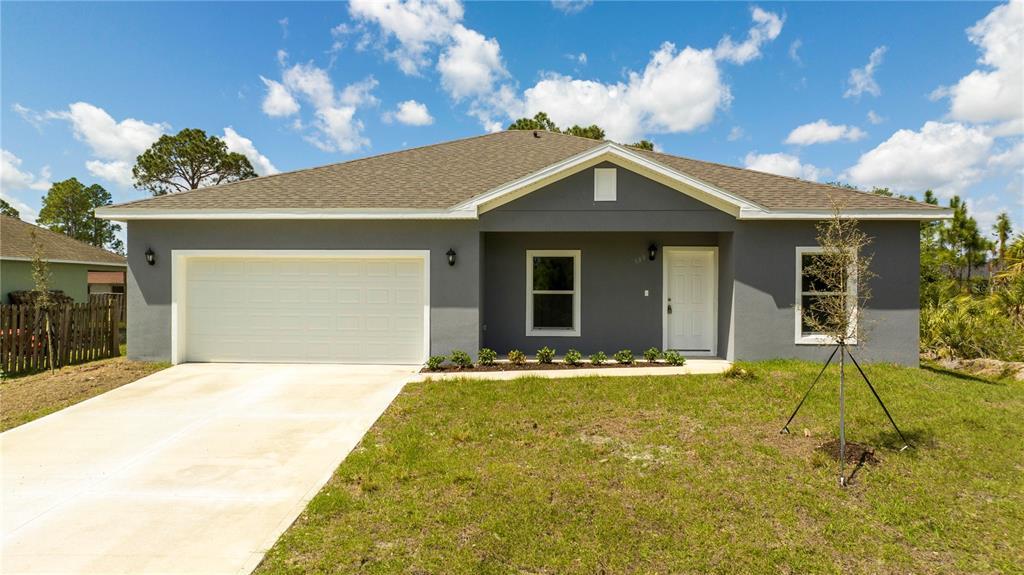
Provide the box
[0,296,122,375]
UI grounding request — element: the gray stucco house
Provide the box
[97,130,949,366]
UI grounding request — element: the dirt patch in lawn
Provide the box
[1,356,169,431]
[421,361,681,373]
[816,439,880,466]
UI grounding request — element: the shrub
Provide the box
[449,350,473,369]
[426,355,447,371]
[643,347,662,362]
[614,349,634,365]
[921,296,1023,361]
[589,351,607,365]
[536,346,556,364]
[564,348,583,366]
[663,350,686,366]
[724,365,755,381]
[508,349,527,365]
[477,348,497,366]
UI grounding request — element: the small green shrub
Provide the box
[724,365,755,381]
[536,346,556,364]
[589,351,607,365]
[564,348,583,366]
[508,349,527,365]
[426,355,447,371]
[663,350,686,366]
[614,349,634,365]
[449,350,473,369]
[477,348,497,366]
[643,347,662,362]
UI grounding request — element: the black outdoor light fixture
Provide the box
[648,243,658,261]
[145,247,156,266]
[447,248,457,266]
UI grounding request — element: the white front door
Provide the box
[665,248,716,355]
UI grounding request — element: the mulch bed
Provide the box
[421,361,682,374]
[816,439,880,466]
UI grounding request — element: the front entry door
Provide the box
[665,248,716,354]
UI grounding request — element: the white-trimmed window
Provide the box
[795,246,858,345]
[594,168,617,201]
[526,250,581,336]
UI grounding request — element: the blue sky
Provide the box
[2,1,1022,234]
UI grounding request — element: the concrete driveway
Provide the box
[1,363,415,575]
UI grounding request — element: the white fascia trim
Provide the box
[1,256,126,267]
[452,142,763,216]
[739,208,953,221]
[95,208,478,221]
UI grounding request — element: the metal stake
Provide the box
[846,348,912,451]
[780,345,839,434]
[838,344,846,487]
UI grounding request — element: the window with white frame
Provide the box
[795,246,858,344]
[526,250,581,336]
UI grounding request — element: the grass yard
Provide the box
[0,355,170,431]
[258,360,1023,575]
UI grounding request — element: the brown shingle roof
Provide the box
[0,216,126,265]
[107,130,942,214]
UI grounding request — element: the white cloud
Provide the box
[523,43,730,142]
[384,100,434,126]
[567,52,588,65]
[784,119,866,145]
[348,0,464,75]
[46,102,167,187]
[1,149,51,193]
[744,151,827,181]
[988,139,1024,171]
[728,126,745,141]
[844,45,887,98]
[714,6,784,65]
[551,0,592,15]
[867,110,885,125]
[788,39,802,65]
[262,62,377,153]
[221,127,279,175]
[844,121,994,194]
[278,17,289,39]
[933,0,1023,125]
[260,76,300,117]
[437,24,507,100]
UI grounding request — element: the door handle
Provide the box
[667,304,672,314]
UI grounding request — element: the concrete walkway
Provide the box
[1,363,415,575]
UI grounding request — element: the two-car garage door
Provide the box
[180,253,426,364]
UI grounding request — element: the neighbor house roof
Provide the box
[0,215,126,266]
[96,130,948,220]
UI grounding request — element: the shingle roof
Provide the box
[107,130,942,214]
[0,216,126,265]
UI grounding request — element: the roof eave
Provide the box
[94,208,479,221]
[738,208,954,220]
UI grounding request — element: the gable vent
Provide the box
[594,168,617,201]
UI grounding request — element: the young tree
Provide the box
[132,128,257,196]
[801,205,875,344]
[0,198,20,218]
[29,231,56,372]
[37,178,124,253]
[993,212,1013,269]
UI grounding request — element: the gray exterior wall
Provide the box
[125,220,480,362]
[123,163,922,366]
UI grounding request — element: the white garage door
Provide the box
[182,255,426,364]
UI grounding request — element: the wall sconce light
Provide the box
[145,247,156,266]
[648,243,658,261]
[446,248,457,266]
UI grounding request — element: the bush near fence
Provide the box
[0,295,123,376]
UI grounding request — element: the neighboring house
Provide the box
[96,130,949,366]
[0,215,126,304]
[87,270,127,296]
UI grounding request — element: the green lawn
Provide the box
[257,360,1023,574]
